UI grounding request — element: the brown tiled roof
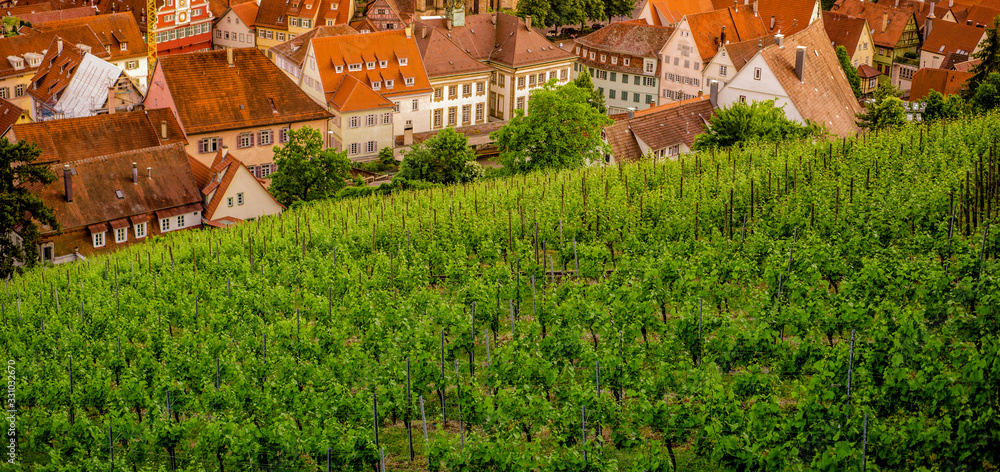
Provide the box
[755,0,818,35]
[920,19,984,57]
[963,4,1000,27]
[604,97,713,161]
[687,6,769,63]
[0,4,53,16]
[37,143,202,231]
[759,18,862,136]
[349,17,378,32]
[12,108,187,163]
[952,58,979,72]
[255,0,290,30]
[414,26,493,78]
[0,24,108,79]
[0,98,23,136]
[152,48,331,134]
[940,51,970,70]
[414,13,574,69]
[270,24,357,68]
[858,63,879,78]
[26,37,87,105]
[575,21,675,68]
[876,0,957,29]
[648,0,715,25]
[318,0,353,26]
[91,0,147,33]
[724,34,774,72]
[822,11,867,54]
[909,68,972,100]
[187,153,211,187]
[19,6,95,25]
[199,149,284,220]
[833,0,915,48]
[30,12,148,60]
[310,29,432,110]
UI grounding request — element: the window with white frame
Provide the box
[259,129,273,145]
[115,227,127,243]
[475,102,484,121]
[302,19,310,28]
[349,116,360,128]
[160,218,170,232]
[135,222,146,238]
[227,197,234,207]
[14,84,24,96]
[279,128,290,143]
[405,77,414,86]
[411,99,419,111]
[348,63,361,71]
[238,132,254,148]
[753,67,762,80]
[366,141,376,153]
[477,81,485,93]
[237,193,244,205]
[366,114,376,126]
[93,231,105,247]
[381,112,391,124]
[385,79,394,88]
[198,137,220,154]
[379,60,388,68]
[399,57,408,66]
[719,65,727,76]
[645,61,654,73]
[463,83,471,96]
[349,142,359,154]
[290,17,299,26]
[177,215,185,227]
[623,58,630,66]
[260,164,273,177]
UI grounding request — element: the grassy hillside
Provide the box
[3,114,999,471]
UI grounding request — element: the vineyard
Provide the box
[3,113,1000,472]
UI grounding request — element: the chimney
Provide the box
[626,107,635,119]
[422,25,428,38]
[132,162,138,183]
[928,1,935,18]
[57,37,63,53]
[753,0,758,15]
[770,15,775,29]
[447,18,453,29]
[221,145,229,157]
[107,86,116,113]
[147,167,152,179]
[720,26,726,45]
[775,33,784,47]
[226,47,234,66]
[160,120,167,139]
[525,15,532,31]
[894,0,899,6]
[925,17,933,37]
[63,165,72,202]
[882,11,888,32]
[949,0,953,7]
[709,80,719,107]
[795,45,806,81]
[405,25,412,38]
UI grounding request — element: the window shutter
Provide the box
[197,140,204,153]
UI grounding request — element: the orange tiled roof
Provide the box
[909,68,972,100]
[920,19,984,57]
[756,0,818,35]
[963,4,1000,27]
[723,34,775,73]
[18,6,95,25]
[823,11,868,55]
[0,24,109,79]
[0,98,23,136]
[833,0,916,48]
[649,0,716,25]
[29,12,148,60]
[12,108,187,163]
[687,6,770,62]
[310,29,432,111]
[758,17,862,136]
[256,0,290,30]
[229,1,260,27]
[152,48,332,134]
[318,0,353,26]
[270,24,357,68]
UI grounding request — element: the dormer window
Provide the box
[385,79,394,88]
[611,56,617,64]
[366,61,375,69]
[600,54,606,62]
[335,65,343,72]
[398,57,408,66]
[277,15,285,23]
[348,63,361,71]
[290,17,299,26]
[120,42,127,51]
[623,58,630,66]
[404,77,414,86]
[379,60,387,68]
[331,2,337,8]
[372,81,381,90]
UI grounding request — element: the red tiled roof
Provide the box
[687,6,770,62]
[756,0,819,35]
[255,0,290,30]
[26,37,87,105]
[920,19,985,57]
[575,21,676,69]
[0,24,109,79]
[909,68,972,100]
[822,11,868,55]
[152,48,331,134]
[29,12,148,60]
[0,98,22,136]
[37,143,203,232]
[858,63,879,78]
[963,4,1000,27]
[310,29,432,111]
[12,108,187,163]
[413,13,574,69]
[414,26,495,78]
[649,0,716,25]
[229,1,260,27]
[604,97,713,161]
[759,17,862,136]
[19,6,95,25]
[723,34,774,73]
[833,0,916,48]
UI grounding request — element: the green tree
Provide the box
[693,99,822,149]
[856,83,907,130]
[922,89,964,122]
[972,71,1000,111]
[966,17,1000,97]
[550,0,585,31]
[1,16,22,37]
[836,45,862,98]
[603,0,636,20]
[491,81,612,173]
[378,146,397,168]
[269,126,351,206]
[517,0,552,29]
[572,68,607,114]
[397,127,478,184]
[0,139,58,277]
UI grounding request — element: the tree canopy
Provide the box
[0,139,58,277]
[397,127,479,184]
[693,99,822,149]
[572,68,607,114]
[836,45,862,98]
[491,80,612,173]
[922,89,964,122]
[269,126,352,207]
[856,84,907,131]
[966,17,1000,98]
